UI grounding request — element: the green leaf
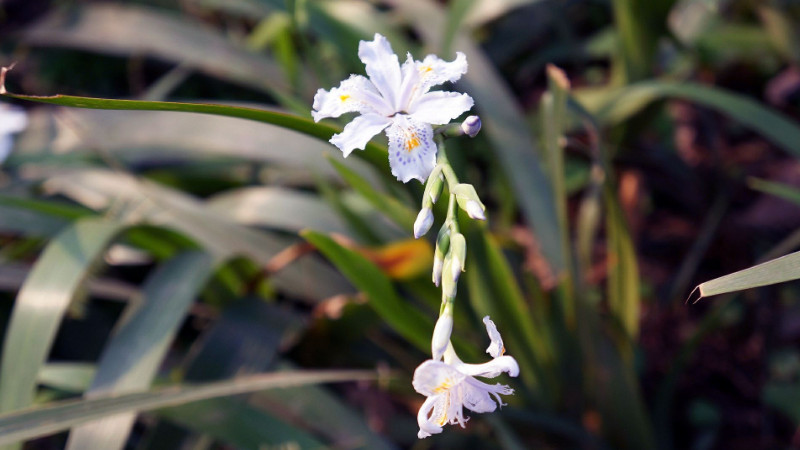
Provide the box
[0,219,127,416]
[327,155,416,231]
[301,229,432,351]
[44,169,352,302]
[157,398,327,449]
[0,91,387,169]
[693,250,800,299]
[0,370,377,447]
[586,81,800,159]
[37,364,96,393]
[21,4,291,99]
[605,189,640,339]
[207,186,352,235]
[465,231,556,402]
[66,251,215,450]
[39,109,381,182]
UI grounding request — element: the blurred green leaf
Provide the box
[21,4,291,100]
[586,81,800,159]
[605,190,640,339]
[0,370,378,447]
[66,251,215,450]
[465,231,555,402]
[301,229,432,351]
[0,219,126,416]
[38,364,96,393]
[43,169,352,302]
[157,398,327,449]
[327,155,416,231]
[207,186,351,235]
[40,109,381,182]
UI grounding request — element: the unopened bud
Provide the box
[413,207,434,239]
[431,307,453,361]
[465,200,485,220]
[452,184,486,221]
[423,166,444,204]
[461,115,481,138]
[441,257,457,298]
[432,226,450,286]
[449,233,467,283]
[432,255,444,287]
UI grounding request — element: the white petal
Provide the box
[431,314,452,361]
[409,91,474,125]
[462,377,513,413]
[483,316,504,358]
[456,355,520,378]
[386,115,437,183]
[412,360,465,397]
[358,33,402,111]
[0,104,27,135]
[417,395,445,438]
[396,53,423,112]
[417,52,468,92]
[329,114,391,157]
[312,75,392,122]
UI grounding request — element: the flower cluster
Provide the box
[314,33,518,439]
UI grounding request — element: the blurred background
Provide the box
[2,0,800,448]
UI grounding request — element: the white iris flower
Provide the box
[312,33,474,183]
[413,316,519,438]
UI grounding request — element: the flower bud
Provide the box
[432,226,450,286]
[414,207,434,239]
[441,257,457,298]
[432,254,444,287]
[423,166,444,204]
[465,200,485,220]
[452,183,486,221]
[431,306,453,361]
[449,233,467,284]
[460,115,481,138]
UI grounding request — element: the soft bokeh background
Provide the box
[2,0,800,448]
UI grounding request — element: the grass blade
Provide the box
[66,251,215,450]
[693,250,800,299]
[587,81,800,159]
[0,219,126,415]
[0,370,377,446]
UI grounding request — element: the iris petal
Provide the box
[358,33,403,111]
[409,91,474,125]
[329,114,391,157]
[386,115,437,183]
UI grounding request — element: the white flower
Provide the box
[0,103,27,163]
[413,316,519,438]
[312,33,474,183]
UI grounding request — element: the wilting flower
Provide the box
[413,316,519,438]
[312,33,473,183]
[0,103,27,163]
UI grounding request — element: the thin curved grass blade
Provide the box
[0,370,377,447]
